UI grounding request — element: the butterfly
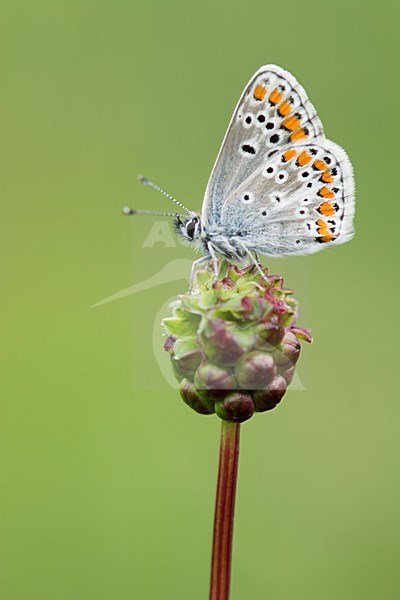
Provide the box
[124,65,355,276]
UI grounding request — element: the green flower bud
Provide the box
[253,375,287,412]
[170,338,204,381]
[215,391,254,423]
[256,313,285,346]
[199,317,257,367]
[274,331,301,370]
[164,335,176,353]
[235,350,277,390]
[279,365,296,385]
[194,360,237,399]
[180,379,215,415]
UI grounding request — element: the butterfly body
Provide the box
[174,213,248,261]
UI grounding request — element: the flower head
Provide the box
[162,260,312,422]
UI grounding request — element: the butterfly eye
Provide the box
[262,164,276,179]
[186,219,197,240]
[275,170,288,184]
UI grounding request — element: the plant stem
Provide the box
[209,420,241,600]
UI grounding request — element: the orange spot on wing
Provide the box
[290,128,308,142]
[318,201,335,216]
[296,151,312,166]
[282,115,301,131]
[321,169,333,183]
[316,218,335,242]
[316,219,329,234]
[318,186,335,199]
[313,159,328,171]
[277,100,291,117]
[269,88,283,105]
[253,84,267,101]
[319,234,334,243]
[282,149,297,162]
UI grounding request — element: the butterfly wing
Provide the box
[202,65,324,228]
[219,139,355,255]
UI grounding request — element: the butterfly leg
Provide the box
[189,255,210,289]
[207,242,220,279]
[240,243,269,283]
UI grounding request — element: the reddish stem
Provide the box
[209,420,241,600]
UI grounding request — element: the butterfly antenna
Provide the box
[122,207,183,218]
[138,174,191,213]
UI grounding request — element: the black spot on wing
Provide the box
[241,144,256,154]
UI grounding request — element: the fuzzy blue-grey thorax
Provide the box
[173,213,247,261]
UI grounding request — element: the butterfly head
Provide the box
[173,213,202,245]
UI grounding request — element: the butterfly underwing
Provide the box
[125,65,355,267]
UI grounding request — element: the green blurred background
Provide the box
[2,1,399,598]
